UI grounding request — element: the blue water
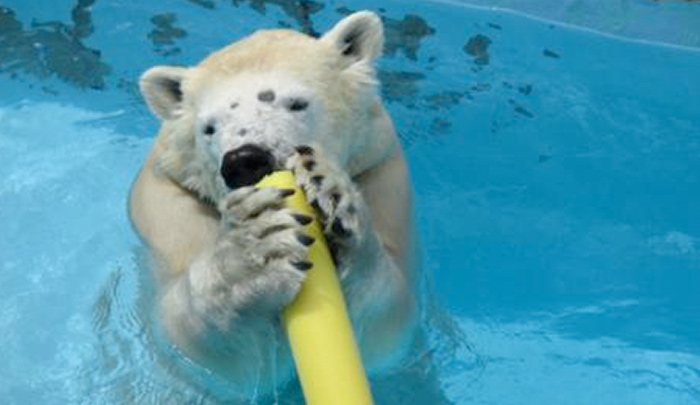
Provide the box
[1,0,699,404]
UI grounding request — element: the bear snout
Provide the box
[220,144,276,189]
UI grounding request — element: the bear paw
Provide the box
[217,186,316,310]
[286,145,367,265]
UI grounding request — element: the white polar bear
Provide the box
[129,11,418,395]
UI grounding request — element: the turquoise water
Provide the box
[1,0,699,404]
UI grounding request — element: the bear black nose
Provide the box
[220,144,276,189]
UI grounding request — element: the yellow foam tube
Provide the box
[257,171,374,405]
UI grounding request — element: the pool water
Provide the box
[1,0,699,404]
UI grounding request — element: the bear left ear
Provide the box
[140,66,189,121]
[321,11,384,65]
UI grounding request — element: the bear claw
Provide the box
[291,261,313,271]
[292,213,313,225]
[279,188,296,198]
[331,218,351,238]
[286,146,365,265]
[303,159,317,171]
[311,175,324,187]
[296,232,316,246]
[295,145,314,155]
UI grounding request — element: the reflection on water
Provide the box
[80,257,469,404]
[447,313,700,405]
[1,0,699,403]
[0,3,110,89]
[80,263,700,404]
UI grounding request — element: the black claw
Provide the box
[328,241,340,266]
[296,232,316,246]
[331,192,342,206]
[303,159,317,171]
[309,199,327,221]
[347,204,357,215]
[296,145,314,155]
[292,213,313,225]
[291,261,313,271]
[279,188,296,198]
[310,199,321,211]
[331,218,351,238]
[311,175,324,188]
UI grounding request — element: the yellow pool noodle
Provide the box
[256,171,374,405]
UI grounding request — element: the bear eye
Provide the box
[287,98,309,112]
[203,123,216,136]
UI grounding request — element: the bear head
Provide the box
[140,11,396,204]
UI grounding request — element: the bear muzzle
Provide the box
[220,144,276,189]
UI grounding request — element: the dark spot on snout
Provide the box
[258,90,276,103]
[220,144,276,189]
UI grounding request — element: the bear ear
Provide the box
[139,66,189,120]
[321,11,384,65]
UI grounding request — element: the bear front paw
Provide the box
[286,145,367,264]
[217,186,316,309]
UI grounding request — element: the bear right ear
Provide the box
[321,11,384,66]
[140,66,189,120]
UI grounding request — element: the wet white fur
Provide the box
[130,11,418,396]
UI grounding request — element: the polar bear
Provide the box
[129,11,418,396]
